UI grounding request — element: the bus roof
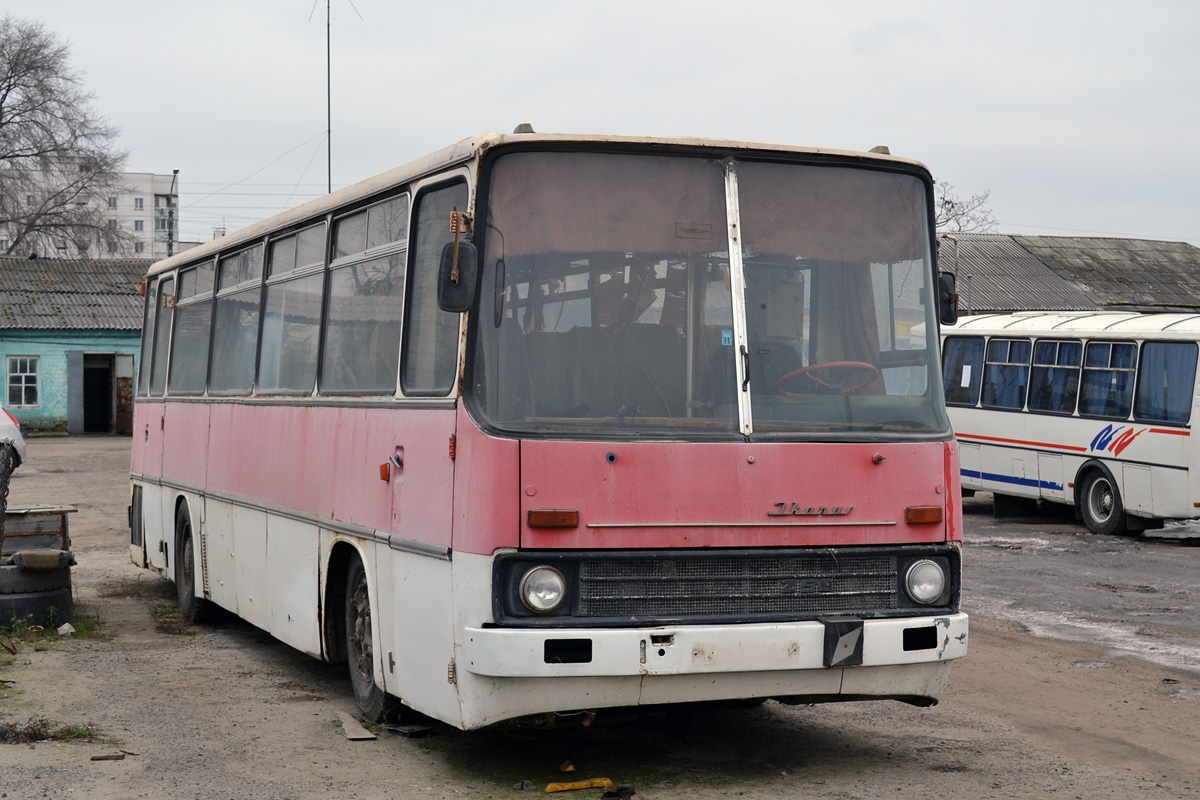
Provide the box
[146,131,930,278]
[947,310,1200,337]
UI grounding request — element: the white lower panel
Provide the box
[462,614,968,679]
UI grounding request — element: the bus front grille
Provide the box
[576,554,897,617]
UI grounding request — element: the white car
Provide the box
[0,408,25,468]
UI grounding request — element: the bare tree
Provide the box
[0,15,130,257]
[934,181,997,233]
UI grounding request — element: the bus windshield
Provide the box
[470,150,948,439]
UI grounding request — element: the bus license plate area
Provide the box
[822,619,865,667]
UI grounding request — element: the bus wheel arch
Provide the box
[325,543,388,720]
[173,497,214,622]
[1075,461,1128,536]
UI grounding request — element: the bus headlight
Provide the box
[520,566,567,613]
[904,559,946,605]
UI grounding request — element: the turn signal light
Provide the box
[528,509,580,528]
[905,506,943,525]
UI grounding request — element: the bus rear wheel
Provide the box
[1081,472,1128,536]
[344,554,386,721]
[175,506,214,623]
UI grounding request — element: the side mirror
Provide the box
[437,240,479,313]
[938,272,958,325]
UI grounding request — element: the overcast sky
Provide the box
[5,1,1198,246]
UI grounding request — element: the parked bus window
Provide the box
[148,277,175,397]
[137,277,159,396]
[981,338,1030,409]
[942,336,984,406]
[402,182,468,395]
[168,261,215,395]
[1135,341,1197,424]
[259,226,327,394]
[1027,339,1081,414]
[1079,341,1136,419]
[210,244,264,394]
[474,152,732,431]
[322,197,409,394]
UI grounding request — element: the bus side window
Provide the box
[210,244,265,394]
[942,336,984,406]
[1028,339,1081,415]
[402,181,469,396]
[981,338,1030,410]
[1135,341,1198,424]
[168,261,216,395]
[137,278,159,396]
[1080,341,1136,419]
[148,277,175,397]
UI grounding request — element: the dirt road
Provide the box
[1,437,1198,799]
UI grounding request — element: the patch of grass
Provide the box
[50,726,93,741]
[0,605,106,646]
[0,717,98,744]
[149,602,195,635]
[362,720,384,735]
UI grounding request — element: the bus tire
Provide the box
[175,505,215,624]
[344,553,386,721]
[1081,471,1128,536]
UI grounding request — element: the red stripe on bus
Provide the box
[1149,428,1190,436]
[954,433,1088,452]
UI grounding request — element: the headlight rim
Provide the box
[904,558,947,606]
[519,565,568,614]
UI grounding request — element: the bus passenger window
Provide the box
[1079,341,1136,419]
[169,261,216,395]
[942,336,984,406]
[210,244,265,394]
[1027,340,1081,414]
[981,338,1030,410]
[1135,341,1198,424]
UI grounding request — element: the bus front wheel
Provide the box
[344,554,386,720]
[1081,472,1128,536]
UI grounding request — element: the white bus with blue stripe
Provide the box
[941,312,1200,534]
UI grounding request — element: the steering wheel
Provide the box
[775,361,881,396]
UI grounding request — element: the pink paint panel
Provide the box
[131,401,164,477]
[519,440,952,550]
[451,407,521,556]
[161,403,211,489]
[155,402,455,547]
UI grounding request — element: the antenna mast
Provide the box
[326,0,332,194]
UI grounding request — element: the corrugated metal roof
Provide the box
[939,234,1200,314]
[1013,235,1200,310]
[938,233,1097,313]
[0,258,151,330]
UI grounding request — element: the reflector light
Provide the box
[905,506,943,524]
[379,463,389,481]
[528,509,580,528]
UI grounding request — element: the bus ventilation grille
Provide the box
[576,554,898,617]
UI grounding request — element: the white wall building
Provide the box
[104,171,180,260]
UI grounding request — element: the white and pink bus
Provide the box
[129,130,967,729]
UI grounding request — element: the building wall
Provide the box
[1,330,141,432]
[108,172,180,260]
